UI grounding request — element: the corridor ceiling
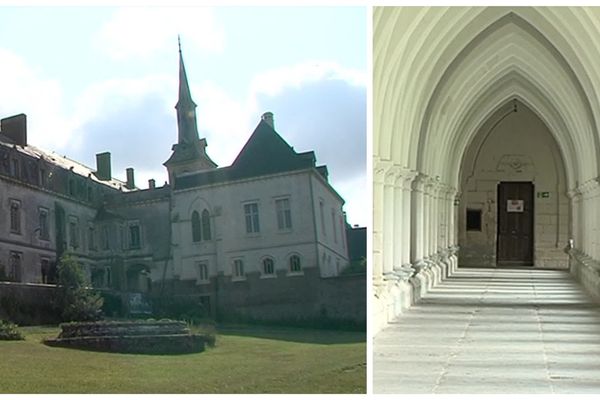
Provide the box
[374,7,600,189]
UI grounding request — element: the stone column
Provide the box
[575,189,583,253]
[392,170,403,275]
[566,188,577,257]
[401,171,417,274]
[582,184,591,256]
[594,179,600,260]
[446,187,455,252]
[373,162,387,287]
[422,177,434,266]
[411,173,428,272]
[383,169,396,280]
[431,179,441,262]
[440,185,447,254]
[590,180,600,260]
[591,185,596,259]
[395,170,417,279]
[439,185,451,259]
[450,190,460,262]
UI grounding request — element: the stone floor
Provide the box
[373,267,600,393]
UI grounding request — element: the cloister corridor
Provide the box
[374,267,600,394]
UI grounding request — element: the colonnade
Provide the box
[569,178,600,263]
[373,161,461,331]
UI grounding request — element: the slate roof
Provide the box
[0,134,131,191]
[175,119,318,190]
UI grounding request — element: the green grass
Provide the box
[0,324,365,394]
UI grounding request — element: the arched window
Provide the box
[263,257,274,276]
[192,210,201,242]
[202,209,211,240]
[290,255,301,273]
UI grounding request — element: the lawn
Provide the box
[0,324,365,394]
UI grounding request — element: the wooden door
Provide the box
[497,182,534,266]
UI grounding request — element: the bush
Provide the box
[152,296,209,324]
[99,291,124,317]
[0,319,24,340]
[56,254,104,322]
[341,258,366,275]
[0,263,7,281]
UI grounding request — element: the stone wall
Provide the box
[458,104,569,269]
[1,270,365,329]
[569,250,600,303]
[152,268,366,329]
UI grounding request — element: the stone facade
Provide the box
[0,49,361,325]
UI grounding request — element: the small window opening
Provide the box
[466,209,482,231]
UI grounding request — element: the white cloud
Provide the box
[71,74,173,123]
[95,7,225,60]
[0,48,74,151]
[191,61,366,167]
[193,80,252,167]
[62,59,366,223]
[336,174,368,227]
[249,60,366,99]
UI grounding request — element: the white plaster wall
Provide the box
[172,169,348,281]
[310,173,349,277]
[459,105,569,269]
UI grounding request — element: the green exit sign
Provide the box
[537,192,550,198]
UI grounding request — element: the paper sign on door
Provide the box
[507,199,524,212]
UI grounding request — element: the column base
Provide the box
[412,259,427,274]
[393,264,415,280]
[383,272,398,282]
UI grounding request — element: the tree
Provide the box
[56,254,103,322]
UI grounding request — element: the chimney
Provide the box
[261,112,274,128]
[0,114,27,146]
[95,152,112,181]
[148,179,155,190]
[125,168,135,189]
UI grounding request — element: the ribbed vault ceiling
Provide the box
[374,6,600,189]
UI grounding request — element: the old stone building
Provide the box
[374,6,600,333]
[0,47,361,325]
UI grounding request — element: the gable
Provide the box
[175,119,316,190]
[231,119,315,175]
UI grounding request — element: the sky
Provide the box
[0,6,367,226]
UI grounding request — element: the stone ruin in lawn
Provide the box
[44,320,211,354]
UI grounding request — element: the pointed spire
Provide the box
[175,36,199,144]
[176,36,197,111]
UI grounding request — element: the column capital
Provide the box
[411,172,430,192]
[384,165,403,186]
[442,185,456,200]
[399,169,418,190]
[373,159,393,184]
[579,178,600,197]
[423,175,438,195]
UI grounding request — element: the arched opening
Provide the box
[458,100,569,268]
[191,210,201,242]
[201,209,211,240]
